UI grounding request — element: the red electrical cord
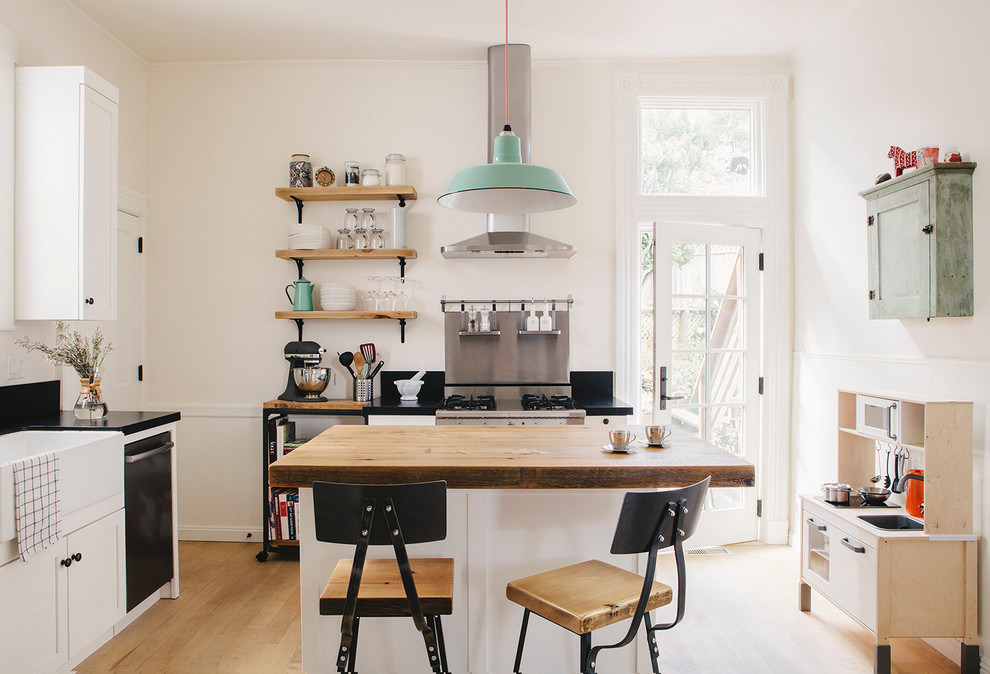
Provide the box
[504,0,509,128]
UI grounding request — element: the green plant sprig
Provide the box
[15,321,113,379]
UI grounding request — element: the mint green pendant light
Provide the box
[437,0,576,214]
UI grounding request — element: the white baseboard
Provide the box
[923,637,960,665]
[763,518,789,544]
[179,526,262,542]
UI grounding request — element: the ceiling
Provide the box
[68,0,856,64]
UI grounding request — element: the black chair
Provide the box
[506,477,710,673]
[313,480,453,674]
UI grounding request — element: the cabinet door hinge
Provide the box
[758,252,764,271]
[922,224,934,234]
[757,499,763,518]
[138,236,144,253]
[138,365,143,382]
[867,215,874,226]
[758,377,764,395]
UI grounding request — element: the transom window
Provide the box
[639,99,764,197]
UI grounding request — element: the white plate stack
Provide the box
[288,223,332,249]
[319,283,357,311]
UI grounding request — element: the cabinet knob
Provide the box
[61,557,72,567]
[922,224,934,234]
[602,418,609,425]
[85,297,95,305]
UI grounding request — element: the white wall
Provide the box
[792,0,989,653]
[0,0,148,394]
[146,59,617,537]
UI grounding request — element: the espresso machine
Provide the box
[278,340,328,402]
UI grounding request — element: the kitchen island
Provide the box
[270,425,754,673]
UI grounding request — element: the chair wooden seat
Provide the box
[506,559,672,634]
[321,558,454,617]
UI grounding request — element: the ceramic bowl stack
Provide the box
[288,223,332,249]
[319,283,357,311]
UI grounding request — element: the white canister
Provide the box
[384,153,406,186]
[390,207,407,248]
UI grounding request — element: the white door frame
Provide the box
[614,71,792,544]
[653,222,761,545]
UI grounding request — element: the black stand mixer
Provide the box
[278,340,328,402]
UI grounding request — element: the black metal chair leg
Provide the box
[513,608,531,673]
[347,616,360,672]
[643,611,661,674]
[433,615,449,673]
[581,632,593,673]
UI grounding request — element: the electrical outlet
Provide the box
[7,354,25,380]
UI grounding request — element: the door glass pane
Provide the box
[671,298,705,349]
[671,351,704,403]
[708,352,744,403]
[671,406,703,437]
[641,108,755,196]
[710,244,744,296]
[671,242,706,295]
[639,227,655,421]
[709,298,743,349]
[710,405,743,455]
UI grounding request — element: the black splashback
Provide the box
[0,380,60,427]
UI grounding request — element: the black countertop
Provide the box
[1,410,181,437]
[0,380,179,436]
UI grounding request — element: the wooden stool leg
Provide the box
[433,615,449,673]
[513,609,531,673]
[643,611,661,674]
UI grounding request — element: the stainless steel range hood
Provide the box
[441,44,576,259]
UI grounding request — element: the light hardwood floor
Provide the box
[77,541,960,673]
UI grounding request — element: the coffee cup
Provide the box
[645,425,672,446]
[608,430,636,452]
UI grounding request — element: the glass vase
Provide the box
[74,375,108,420]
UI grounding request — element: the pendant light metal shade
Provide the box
[438,128,576,214]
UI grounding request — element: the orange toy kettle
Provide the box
[905,469,925,518]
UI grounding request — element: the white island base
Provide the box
[299,488,667,674]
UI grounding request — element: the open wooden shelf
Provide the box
[275,186,417,203]
[838,426,926,451]
[276,248,417,261]
[275,310,417,320]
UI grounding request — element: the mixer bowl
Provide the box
[293,367,330,398]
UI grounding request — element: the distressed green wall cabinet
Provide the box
[859,162,975,319]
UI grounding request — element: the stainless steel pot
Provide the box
[821,482,852,504]
[858,486,892,505]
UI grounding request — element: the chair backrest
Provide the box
[609,477,710,555]
[313,480,447,546]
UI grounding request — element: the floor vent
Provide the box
[685,546,732,556]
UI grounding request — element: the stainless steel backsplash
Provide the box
[444,311,570,385]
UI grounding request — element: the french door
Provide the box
[651,223,761,546]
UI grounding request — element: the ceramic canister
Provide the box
[289,154,312,187]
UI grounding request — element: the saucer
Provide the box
[601,444,637,454]
[639,439,667,448]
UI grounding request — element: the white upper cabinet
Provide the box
[15,66,118,320]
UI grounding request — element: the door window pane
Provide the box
[709,298,743,349]
[710,245,744,296]
[641,107,756,196]
[671,297,706,349]
[671,243,706,295]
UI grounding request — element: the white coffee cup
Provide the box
[608,430,636,452]
[645,425,672,446]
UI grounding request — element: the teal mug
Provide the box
[285,277,314,311]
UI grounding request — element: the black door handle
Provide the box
[659,366,685,410]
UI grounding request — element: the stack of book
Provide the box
[267,417,310,542]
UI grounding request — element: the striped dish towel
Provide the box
[13,451,62,562]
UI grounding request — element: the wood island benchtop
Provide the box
[268,425,755,490]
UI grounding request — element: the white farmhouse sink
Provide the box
[0,431,124,544]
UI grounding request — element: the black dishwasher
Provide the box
[124,431,174,611]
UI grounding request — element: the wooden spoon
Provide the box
[353,351,366,379]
